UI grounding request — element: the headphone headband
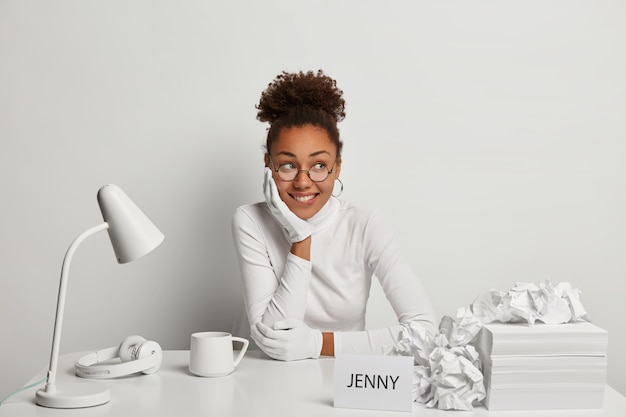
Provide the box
[75,337,162,379]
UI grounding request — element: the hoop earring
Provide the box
[332,178,344,197]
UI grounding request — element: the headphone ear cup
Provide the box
[134,340,163,374]
[119,335,147,362]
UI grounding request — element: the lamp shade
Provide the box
[97,184,164,263]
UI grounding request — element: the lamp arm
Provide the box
[43,222,109,392]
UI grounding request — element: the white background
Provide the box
[1,0,624,401]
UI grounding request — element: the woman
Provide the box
[232,70,436,361]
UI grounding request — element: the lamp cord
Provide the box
[0,377,47,407]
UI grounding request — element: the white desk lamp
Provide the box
[35,184,165,408]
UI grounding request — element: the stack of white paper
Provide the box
[473,321,608,411]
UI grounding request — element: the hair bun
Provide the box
[256,70,345,124]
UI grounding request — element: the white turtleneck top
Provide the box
[231,197,436,354]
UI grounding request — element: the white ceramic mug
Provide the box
[189,332,249,377]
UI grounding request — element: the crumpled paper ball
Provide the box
[393,323,486,410]
[472,280,588,325]
[428,343,485,410]
[390,280,589,410]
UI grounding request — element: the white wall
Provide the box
[1,0,625,401]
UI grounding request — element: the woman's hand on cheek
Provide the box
[263,167,314,243]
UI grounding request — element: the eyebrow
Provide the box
[275,150,331,158]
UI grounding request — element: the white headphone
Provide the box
[75,335,163,379]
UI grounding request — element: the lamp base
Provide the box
[36,383,110,408]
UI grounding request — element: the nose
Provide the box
[293,170,313,188]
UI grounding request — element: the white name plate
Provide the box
[334,354,413,412]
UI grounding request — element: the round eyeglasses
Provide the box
[268,155,337,182]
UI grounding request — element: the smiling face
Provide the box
[265,124,341,220]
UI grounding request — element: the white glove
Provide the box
[251,319,323,361]
[263,167,313,243]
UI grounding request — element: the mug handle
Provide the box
[232,337,249,368]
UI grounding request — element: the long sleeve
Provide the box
[334,209,437,354]
[232,204,312,326]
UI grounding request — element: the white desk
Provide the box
[1,350,624,416]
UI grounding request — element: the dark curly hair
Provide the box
[256,70,346,156]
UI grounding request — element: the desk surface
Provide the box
[1,350,624,417]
